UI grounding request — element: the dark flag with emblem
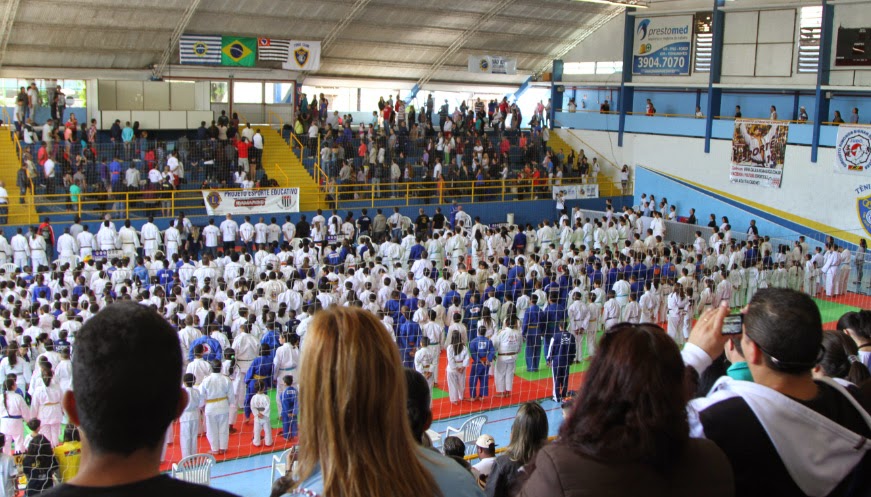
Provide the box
[258,38,291,61]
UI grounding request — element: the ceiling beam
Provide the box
[320,0,373,56]
[330,38,548,60]
[13,20,172,35]
[0,0,21,68]
[154,0,202,79]
[416,0,519,89]
[6,44,162,56]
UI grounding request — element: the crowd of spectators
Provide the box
[16,105,266,215]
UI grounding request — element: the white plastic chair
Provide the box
[171,453,216,486]
[270,447,294,482]
[445,414,488,456]
[0,263,15,276]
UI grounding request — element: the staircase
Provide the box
[548,131,623,197]
[0,127,36,225]
[261,128,325,212]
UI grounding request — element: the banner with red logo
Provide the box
[834,126,871,176]
[202,188,300,216]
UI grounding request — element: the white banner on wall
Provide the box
[552,184,599,201]
[632,15,693,76]
[834,126,871,176]
[730,119,789,189]
[202,189,300,216]
[467,55,518,75]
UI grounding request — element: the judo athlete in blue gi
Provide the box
[522,294,543,372]
[279,375,299,439]
[468,327,496,401]
[397,307,421,369]
[547,323,577,402]
[244,343,274,422]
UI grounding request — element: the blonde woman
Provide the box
[273,307,482,497]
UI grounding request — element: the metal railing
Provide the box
[21,178,631,225]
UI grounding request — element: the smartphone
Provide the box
[722,314,743,335]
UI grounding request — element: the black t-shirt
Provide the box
[432,213,445,229]
[699,382,871,497]
[358,215,371,232]
[416,215,430,231]
[42,475,238,497]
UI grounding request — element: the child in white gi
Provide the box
[0,434,17,497]
[250,380,273,447]
[180,373,204,459]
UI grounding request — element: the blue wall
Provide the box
[3,196,634,236]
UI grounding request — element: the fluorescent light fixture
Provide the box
[573,0,649,8]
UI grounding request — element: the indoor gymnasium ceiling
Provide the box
[0,0,647,84]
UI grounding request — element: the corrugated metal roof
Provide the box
[1,0,643,82]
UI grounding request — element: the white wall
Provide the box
[556,128,867,242]
[554,129,624,185]
[563,15,624,64]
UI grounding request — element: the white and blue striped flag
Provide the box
[179,34,222,65]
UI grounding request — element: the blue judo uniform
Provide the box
[547,330,577,402]
[397,319,421,368]
[469,335,495,398]
[522,304,544,372]
[244,356,274,418]
[280,386,299,439]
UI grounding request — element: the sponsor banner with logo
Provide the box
[632,16,693,76]
[552,184,599,200]
[467,55,518,75]
[835,126,871,176]
[282,41,321,71]
[730,119,789,189]
[202,189,300,216]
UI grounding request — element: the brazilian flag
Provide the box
[222,36,256,66]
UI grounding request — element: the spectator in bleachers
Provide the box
[121,122,133,161]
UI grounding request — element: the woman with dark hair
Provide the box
[817,330,871,387]
[485,402,548,497]
[520,324,733,497]
[840,310,871,370]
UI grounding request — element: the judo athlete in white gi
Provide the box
[249,380,273,447]
[200,360,234,455]
[445,329,469,405]
[30,369,63,447]
[179,372,204,459]
[0,378,30,455]
[492,315,522,398]
[414,336,437,394]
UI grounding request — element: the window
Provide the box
[595,61,623,75]
[233,82,263,104]
[694,12,713,73]
[210,82,228,103]
[798,5,823,73]
[564,62,596,75]
[265,82,295,104]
